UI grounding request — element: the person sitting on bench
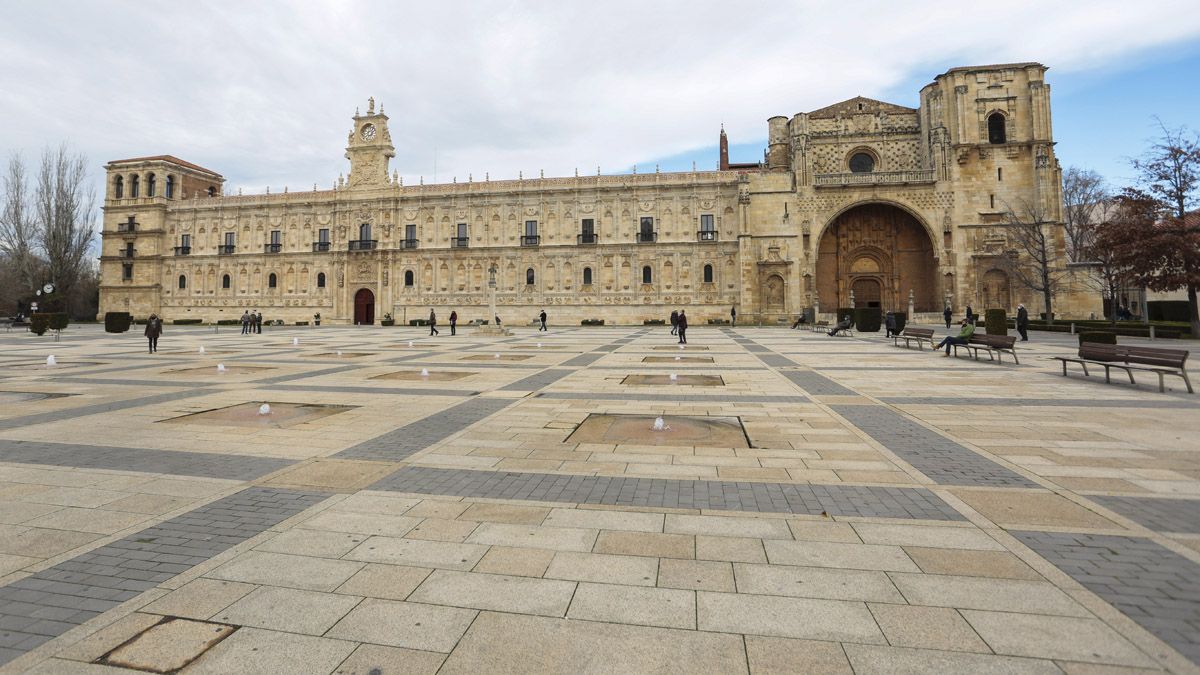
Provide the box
[827,316,852,336]
[791,314,807,329]
[935,319,975,356]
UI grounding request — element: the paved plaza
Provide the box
[0,323,1197,673]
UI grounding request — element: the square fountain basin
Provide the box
[166,365,275,376]
[372,370,476,381]
[642,356,715,364]
[622,374,724,387]
[652,345,709,351]
[161,401,353,428]
[461,354,533,361]
[567,413,750,448]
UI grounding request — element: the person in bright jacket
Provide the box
[935,319,975,356]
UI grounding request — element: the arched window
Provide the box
[583,267,593,285]
[404,270,414,287]
[316,272,326,288]
[114,175,124,199]
[848,152,875,173]
[146,173,156,197]
[178,274,186,289]
[642,265,652,284]
[526,268,535,285]
[703,264,714,283]
[222,274,231,289]
[165,175,175,199]
[130,175,140,198]
[988,112,1006,144]
[268,273,277,289]
[207,186,216,197]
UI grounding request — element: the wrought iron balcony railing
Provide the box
[174,246,191,256]
[697,230,718,242]
[217,244,235,255]
[451,237,470,248]
[402,239,419,249]
[348,239,377,251]
[312,241,330,252]
[577,233,598,245]
[520,235,541,247]
[637,231,657,243]
[264,243,282,253]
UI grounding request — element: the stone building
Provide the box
[98,62,1099,325]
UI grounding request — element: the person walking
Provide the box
[1016,303,1029,341]
[935,319,975,357]
[670,310,679,335]
[240,310,251,335]
[144,314,162,353]
[539,309,548,331]
[449,310,457,336]
[730,306,737,327]
[885,311,897,338]
[429,309,439,336]
[943,305,952,329]
[965,304,974,326]
[676,310,688,344]
[254,311,263,334]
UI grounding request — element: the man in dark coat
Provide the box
[256,311,263,334]
[885,311,897,338]
[449,310,457,336]
[676,310,688,344]
[144,314,162,353]
[429,309,439,336]
[943,306,952,329]
[965,305,974,325]
[670,310,679,335]
[539,309,548,331]
[1016,303,1029,341]
[241,310,250,335]
[730,306,737,327]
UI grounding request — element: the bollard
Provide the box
[1069,322,1075,334]
[1150,325,1156,341]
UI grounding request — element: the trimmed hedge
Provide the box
[644,319,666,325]
[295,321,310,326]
[29,313,50,336]
[985,309,1007,336]
[853,307,882,332]
[581,319,605,326]
[173,319,203,325]
[1079,331,1118,346]
[892,312,907,333]
[380,319,395,326]
[409,319,429,326]
[1148,300,1190,322]
[216,319,241,325]
[104,312,132,333]
[47,313,69,331]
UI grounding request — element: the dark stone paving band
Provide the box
[0,487,328,666]
[0,440,294,480]
[1089,496,1200,534]
[536,392,809,403]
[562,353,605,366]
[265,384,478,398]
[1014,530,1200,665]
[335,397,514,461]
[780,371,857,396]
[500,369,574,391]
[880,396,1197,409]
[831,405,1039,488]
[371,466,965,520]
[0,389,215,432]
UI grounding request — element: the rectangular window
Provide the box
[224,232,235,246]
[700,214,714,231]
[581,219,594,236]
[525,220,538,237]
[640,217,654,234]
[406,224,416,240]
[319,228,329,243]
[457,223,468,239]
[181,234,191,248]
[270,230,281,245]
[122,263,133,280]
[359,223,371,241]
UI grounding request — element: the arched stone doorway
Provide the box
[762,274,785,311]
[816,203,938,312]
[354,288,375,325]
[980,269,1011,311]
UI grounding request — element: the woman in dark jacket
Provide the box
[676,310,688,344]
[144,314,163,353]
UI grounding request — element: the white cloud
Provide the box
[1,0,1198,195]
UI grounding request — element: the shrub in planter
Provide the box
[581,319,604,326]
[892,312,907,333]
[216,319,241,325]
[985,309,1008,336]
[1079,331,1118,346]
[104,312,132,333]
[294,321,310,326]
[48,312,69,331]
[852,307,882,332]
[408,319,428,326]
[707,319,730,325]
[381,313,395,326]
[173,318,203,325]
[29,313,50,336]
[643,319,665,325]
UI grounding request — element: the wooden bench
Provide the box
[828,323,854,337]
[951,334,1019,364]
[3,318,29,332]
[809,320,830,333]
[1054,343,1192,393]
[893,327,935,350]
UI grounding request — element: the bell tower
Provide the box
[345,97,395,188]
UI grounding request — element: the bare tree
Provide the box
[34,145,96,306]
[1001,198,1067,323]
[1080,199,1130,326]
[1132,119,1200,222]
[1061,166,1109,261]
[0,153,39,295]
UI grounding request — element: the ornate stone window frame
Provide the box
[845,147,880,173]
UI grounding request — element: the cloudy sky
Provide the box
[2,0,1199,199]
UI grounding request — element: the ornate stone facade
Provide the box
[98,63,1100,325]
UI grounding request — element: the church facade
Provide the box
[98,62,1098,326]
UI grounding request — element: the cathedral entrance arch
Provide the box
[354,288,375,325]
[816,203,938,312]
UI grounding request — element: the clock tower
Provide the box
[345,97,395,188]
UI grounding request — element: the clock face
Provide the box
[42,283,54,294]
[360,124,376,141]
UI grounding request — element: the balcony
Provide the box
[577,233,598,245]
[451,237,470,248]
[217,244,235,255]
[174,246,191,256]
[264,243,282,254]
[520,235,541,247]
[312,241,331,252]
[119,249,137,259]
[348,239,377,251]
[402,239,419,249]
[117,222,137,234]
[697,230,718,242]
[813,169,936,187]
[637,231,657,244]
